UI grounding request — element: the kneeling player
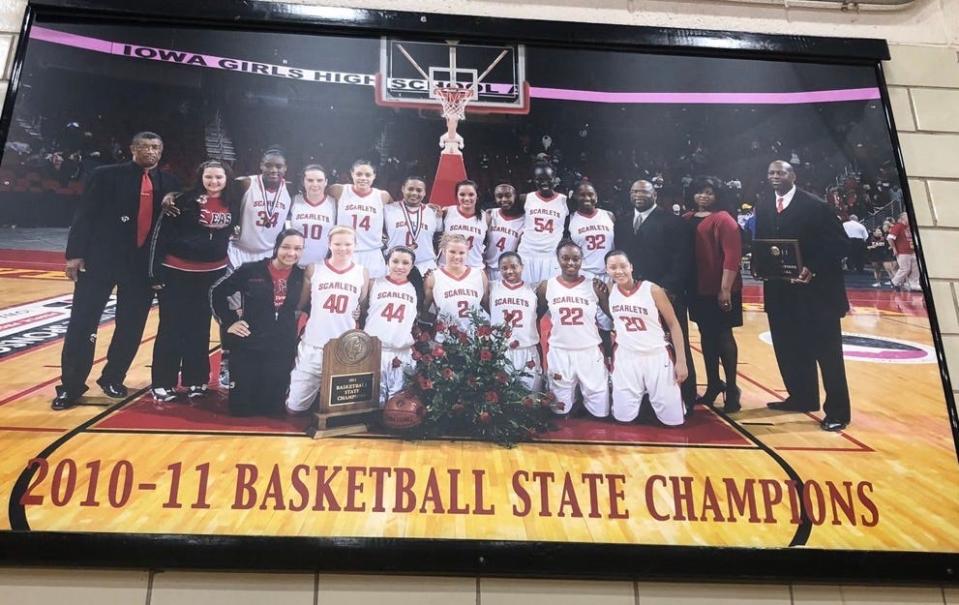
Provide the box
[490,252,542,391]
[423,233,489,332]
[286,226,370,413]
[605,250,688,426]
[536,241,612,418]
[361,246,423,405]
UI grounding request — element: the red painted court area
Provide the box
[0,248,66,271]
[94,388,750,446]
[92,355,750,446]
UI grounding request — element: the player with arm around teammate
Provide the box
[187,148,293,389]
[490,252,542,392]
[605,250,688,426]
[536,241,612,418]
[518,162,569,283]
[483,183,524,282]
[331,159,392,279]
[288,164,336,267]
[360,246,424,405]
[382,176,441,275]
[568,181,615,281]
[285,226,370,414]
[440,179,488,269]
[227,149,294,269]
[423,233,489,333]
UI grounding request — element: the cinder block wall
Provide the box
[1,0,958,602]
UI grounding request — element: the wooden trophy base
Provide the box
[309,406,378,439]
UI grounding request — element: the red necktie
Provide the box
[136,170,154,247]
[776,196,784,214]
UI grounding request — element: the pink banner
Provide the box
[29,26,882,106]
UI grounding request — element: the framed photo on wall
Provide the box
[0,0,956,583]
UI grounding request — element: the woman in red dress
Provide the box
[684,177,743,412]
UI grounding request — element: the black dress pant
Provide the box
[151,268,224,388]
[60,270,154,392]
[229,345,295,416]
[671,297,698,406]
[847,237,866,273]
[767,311,851,423]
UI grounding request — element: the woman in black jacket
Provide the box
[210,229,306,416]
[148,160,239,402]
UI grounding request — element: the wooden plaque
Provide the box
[311,329,382,438]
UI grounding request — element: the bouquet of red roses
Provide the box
[404,310,555,447]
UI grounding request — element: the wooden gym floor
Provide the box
[0,250,957,552]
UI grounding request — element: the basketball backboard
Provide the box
[375,37,529,115]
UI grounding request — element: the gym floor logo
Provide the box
[758,331,936,364]
[0,294,118,359]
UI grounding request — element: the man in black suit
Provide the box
[757,160,851,431]
[613,180,697,413]
[53,132,180,410]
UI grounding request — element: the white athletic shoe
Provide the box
[186,385,208,399]
[151,387,178,403]
[218,361,230,389]
[872,282,881,287]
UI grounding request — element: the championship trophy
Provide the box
[310,329,382,438]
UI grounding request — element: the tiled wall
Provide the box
[886,45,959,374]
[1,0,958,602]
[1,568,958,604]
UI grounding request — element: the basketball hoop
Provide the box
[434,86,474,121]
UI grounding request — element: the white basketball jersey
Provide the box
[336,186,385,252]
[545,276,600,349]
[302,261,365,347]
[442,207,488,268]
[490,280,539,348]
[484,210,524,270]
[432,267,485,329]
[609,280,667,354]
[236,176,292,255]
[518,191,568,256]
[365,276,418,350]
[383,203,440,265]
[569,209,615,275]
[289,193,336,267]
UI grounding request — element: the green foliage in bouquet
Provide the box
[405,310,555,447]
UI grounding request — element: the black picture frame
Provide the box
[0,0,957,584]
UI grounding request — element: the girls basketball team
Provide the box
[159,151,687,426]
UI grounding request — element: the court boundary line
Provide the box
[86,427,312,438]
[7,386,150,530]
[689,343,815,546]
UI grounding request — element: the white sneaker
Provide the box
[871,282,881,287]
[218,361,230,389]
[151,387,178,403]
[186,385,208,399]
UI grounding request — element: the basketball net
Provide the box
[434,85,473,121]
